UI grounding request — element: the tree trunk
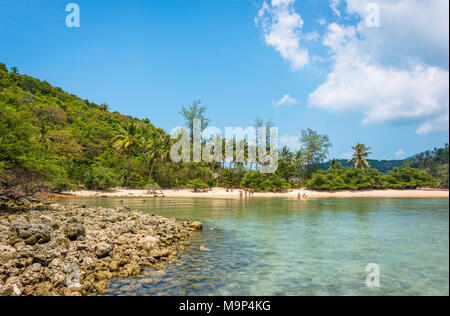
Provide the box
[148,160,155,185]
[126,148,132,186]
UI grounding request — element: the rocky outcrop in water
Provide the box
[0,200,202,296]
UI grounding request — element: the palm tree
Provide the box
[329,159,342,170]
[113,122,143,186]
[280,146,293,162]
[348,143,372,169]
[143,133,163,185]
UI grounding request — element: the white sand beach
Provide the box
[65,188,449,199]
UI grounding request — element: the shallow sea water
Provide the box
[64,197,449,296]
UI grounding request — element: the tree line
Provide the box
[0,63,446,197]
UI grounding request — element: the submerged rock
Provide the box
[189,221,203,231]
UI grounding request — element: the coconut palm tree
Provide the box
[280,146,293,162]
[329,159,342,170]
[348,143,372,169]
[143,133,163,185]
[113,122,143,186]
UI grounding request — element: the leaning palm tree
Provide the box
[348,143,372,169]
[329,159,342,170]
[113,122,143,186]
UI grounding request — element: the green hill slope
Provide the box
[0,63,163,195]
[319,159,405,174]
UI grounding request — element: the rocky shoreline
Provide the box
[0,198,202,296]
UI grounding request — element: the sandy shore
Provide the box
[65,188,449,199]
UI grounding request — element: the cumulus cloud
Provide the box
[308,0,449,134]
[280,134,300,149]
[255,0,309,70]
[274,94,298,106]
[395,149,405,159]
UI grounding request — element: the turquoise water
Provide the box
[64,197,449,296]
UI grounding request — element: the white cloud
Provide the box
[340,152,353,159]
[308,0,449,135]
[280,134,300,149]
[395,149,405,159]
[304,31,320,42]
[317,18,327,26]
[255,0,309,70]
[330,0,341,16]
[274,94,298,106]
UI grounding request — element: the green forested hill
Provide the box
[404,145,449,188]
[0,63,163,194]
[319,159,405,174]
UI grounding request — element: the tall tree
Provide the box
[280,146,293,162]
[329,159,342,170]
[143,132,163,185]
[348,143,372,169]
[179,100,210,141]
[113,122,143,186]
[299,128,332,178]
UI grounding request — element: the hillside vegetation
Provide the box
[0,63,213,196]
[0,63,447,196]
[405,145,449,188]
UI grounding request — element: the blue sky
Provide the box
[0,0,448,160]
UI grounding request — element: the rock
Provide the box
[0,277,23,296]
[0,201,198,296]
[64,224,85,241]
[22,263,44,285]
[138,236,159,252]
[48,269,66,287]
[12,284,22,296]
[49,258,65,271]
[95,242,114,258]
[32,249,60,266]
[109,261,119,272]
[11,223,51,245]
[82,257,96,270]
[189,221,203,230]
[95,270,112,281]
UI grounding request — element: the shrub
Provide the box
[0,161,5,178]
[145,180,160,191]
[49,175,74,193]
[84,167,119,190]
[188,179,209,191]
[241,172,291,192]
[386,167,438,189]
[305,167,438,190]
